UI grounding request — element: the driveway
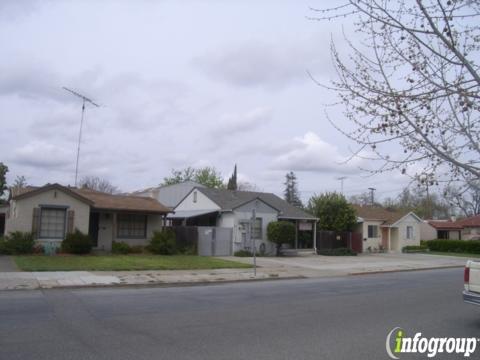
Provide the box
[0,256,18,272]
[222,252,468,277]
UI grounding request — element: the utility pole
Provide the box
[63,87,100,187]
[368,187,376,205]
[336,176,347,195]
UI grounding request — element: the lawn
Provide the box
[14,255,252,271]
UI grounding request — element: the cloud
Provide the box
[11,141,73,169]
[211,107,272,136]
[270,132,364,174]
[194,38,328,89]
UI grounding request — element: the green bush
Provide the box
[112,241,131,254]
[129,245,144,254]
[0,237,9,254]
[425,240,480,254]
[148,229,177,255]
[61,230,93,254]
[267,221,295,256]
[234,249,253,257]
[3,232,35,254]
[317,247,357,256]
[402,245,428,253]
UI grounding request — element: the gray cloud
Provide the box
[11,141,73,169]
[194,37,330,89]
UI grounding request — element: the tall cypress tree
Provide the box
[284,171,303,207]
[227,164,238,190]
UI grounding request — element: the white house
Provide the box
[5,183,171,251]
[131,181,205,209]
[170,187,318,254]
[353,205,422,252]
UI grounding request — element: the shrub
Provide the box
[425,240,480,254]
[148,229,177,255]
[61,230,93,254]
[4,232,35,254]
[402,245,428,253]
[112,241,131,254]
[0,237,9,255]
[267,221,295,256]
[234,249,253,257]
[317,247,357,256]
[129,245,144,254]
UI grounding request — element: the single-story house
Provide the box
[456,214,480,240]
[4,183,171,251]
[170,187,318,254]
[353,205,422,252]
[420,220,463,240]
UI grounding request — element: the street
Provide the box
[0,268,477,360]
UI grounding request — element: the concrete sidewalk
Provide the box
[0,253,469,290]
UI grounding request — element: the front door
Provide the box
[89,213,100,247]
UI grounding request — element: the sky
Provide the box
[0,0,414,202]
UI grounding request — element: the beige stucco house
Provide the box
[5,183,171,251]
[456,214,480,240]
[353,205,422,252]
[420,220,463,240]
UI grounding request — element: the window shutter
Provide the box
[32,207,41,239]
[67,210,75,234]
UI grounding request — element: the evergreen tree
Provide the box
[227,164,238,190]
[283,171,303,208]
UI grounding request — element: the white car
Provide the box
[463,260,480,305]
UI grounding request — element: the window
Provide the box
[406,226,414,240]
[252,218,262,239]
[40,207,66,239]
[367,225,378,238]
[117,214,147,239]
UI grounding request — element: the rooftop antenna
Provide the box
[336,176,347,194]
[63,87,100,187]
[368,187,376,205]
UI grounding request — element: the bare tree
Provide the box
[444,181,480,217]
[312,1,480,188]
[79,176,119,194]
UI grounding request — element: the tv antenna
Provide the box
[336,176,347,194]
[63,87,100,187]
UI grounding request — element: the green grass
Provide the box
[14,255,252,272]
[421,251,480,259]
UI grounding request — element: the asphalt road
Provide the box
[0,269,478,360]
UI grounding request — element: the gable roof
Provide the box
[427,220,463,230]
[131,181,206,208]
[195,187,316,220]
[456,214,480,228]
[352,205,419,226]
[11,184,171,214]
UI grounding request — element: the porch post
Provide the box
[388,227,391,252]
[163,215,166,230]
[313,221,317,254]
[112,212,117,242]
[295,220,298,249]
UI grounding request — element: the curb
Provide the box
[349,265,464,276]
[5,275,306,291]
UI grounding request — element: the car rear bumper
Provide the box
[463,290,480,306]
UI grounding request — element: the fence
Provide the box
[316,230,363,253]
[170,226,233,256]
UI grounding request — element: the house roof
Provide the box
[130,181,206,208]
[456,214,480,228]
[168,209,218,219]
[352,205,415,226]
[195,187,317,220]
[427,220,463,230]
[11,183,171,214]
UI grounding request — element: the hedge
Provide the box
[424,240,480,254]
[316,247,357,256]
[402,245,428,253]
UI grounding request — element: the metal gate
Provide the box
[197,227,233,256]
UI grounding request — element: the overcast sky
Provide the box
[0,0,413,202]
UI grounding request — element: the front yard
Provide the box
[14,255,252,271]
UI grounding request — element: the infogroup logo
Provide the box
[386,327,479,358]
